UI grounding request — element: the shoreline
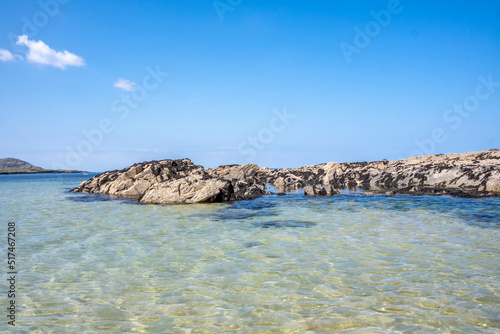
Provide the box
[0,170,89,175]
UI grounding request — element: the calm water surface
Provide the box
[1,173,499,333]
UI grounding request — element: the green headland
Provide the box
[0,158,87,175]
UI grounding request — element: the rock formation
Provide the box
[72,159,266,204]
[315,149,500,198]
[71,149,500,203]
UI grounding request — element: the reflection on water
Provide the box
[1,174,500,333]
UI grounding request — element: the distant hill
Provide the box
[0,157,87,174]
[0,158,44,170]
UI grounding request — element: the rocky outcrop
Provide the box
[72,159,266,204]
[72,150,500,203]
[139,177,233,204]
[303,184,339,196]
[338,150,499,197]
[296,149,500,198]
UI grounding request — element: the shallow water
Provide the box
[1,173,500,333]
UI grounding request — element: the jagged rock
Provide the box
[73,159,207,199]
[233,179,266,200]
[486,178,500,193]
[139,177,232,204]
[209,164,271,182]
[304,184,339,196]
[334,150,500,197]
[272,174,304,192]
[71,150,500,204]
[72,159,268,204]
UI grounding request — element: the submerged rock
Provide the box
[253,220,317,228]
[71,149,500,203]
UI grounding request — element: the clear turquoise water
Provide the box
[1,173,500,333]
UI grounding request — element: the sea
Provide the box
[1,173,499,333]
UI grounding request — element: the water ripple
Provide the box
[1,174,500,333]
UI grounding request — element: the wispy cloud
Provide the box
[15,35,85,69]
[0,49,21,62]
[114,78,137,91]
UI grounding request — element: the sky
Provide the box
[0,0,499,172]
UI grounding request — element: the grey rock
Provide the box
[304,184,339,196]
[72,150,500,204]
[272,174,304,192]
[72,159,266,204]
[140,177,232,204]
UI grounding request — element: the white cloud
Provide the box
[0,49,21,62]
[114,78,137,91]
[15,35,85,69]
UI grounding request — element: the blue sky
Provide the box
[1,0,499,171]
